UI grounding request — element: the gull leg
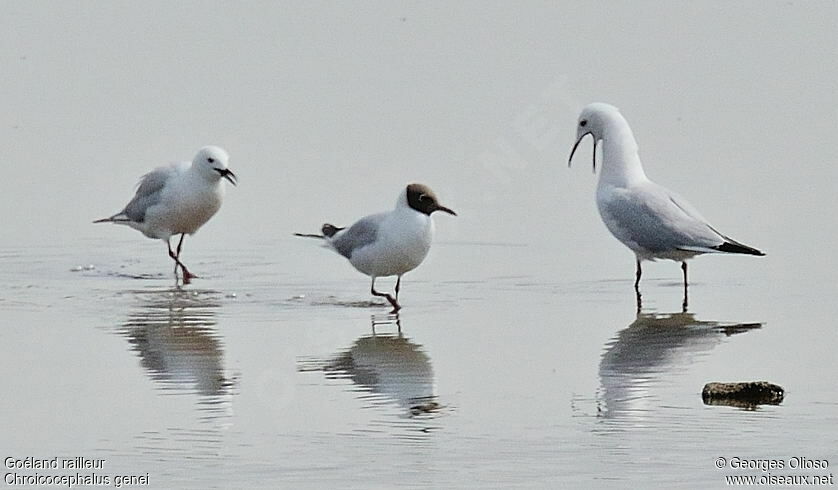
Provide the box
[634,260,642,289]
[166,236,194,284]
[370,277,400,312]
[175,234,197,283]
[395,275,402,301]
[635,260,643,313]
[681,261,689,312]
[167,239,180,281]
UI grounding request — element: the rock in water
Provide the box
[702,381,784,408]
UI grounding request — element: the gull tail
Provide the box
[687,225,765,256]
[293,223,345,240]
[321,224,344,237]
[93,213,130,224]
[712,240,765,256]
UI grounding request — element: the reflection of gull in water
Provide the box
[598,311,761,420]
[117,288,234,416]
[301,316,439,417]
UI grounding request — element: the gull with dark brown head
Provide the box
[568,103,764,310]
[295,183,456,312]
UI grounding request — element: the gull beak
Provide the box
[434,204,457,216]
[568,132,596,173]
[215,168,238,186]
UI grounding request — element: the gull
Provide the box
[94,146,237,283]
[295,183,456,312]
[568,103,764,308]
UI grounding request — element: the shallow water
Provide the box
[2,2,837,488]
[2,237,836,488]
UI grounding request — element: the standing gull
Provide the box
[568,103,764,308]
[94,146,237,283]
[295,183,456,312]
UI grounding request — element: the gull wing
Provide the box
[599,182,725,255]
[329,213,387,259]
[120,163,184,222]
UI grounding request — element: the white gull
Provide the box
[568,103,764,307]
[94,146,237,283]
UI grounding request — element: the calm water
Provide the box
[1,2,836,488]
[1,237,836,488]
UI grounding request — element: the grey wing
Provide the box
[601,185,724,254]
[121,165,176,222]
[329,213,386,259]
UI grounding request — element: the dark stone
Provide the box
[702,381,784,408]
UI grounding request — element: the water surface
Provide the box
[1,2,836,488]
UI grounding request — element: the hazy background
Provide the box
[1,2,836,488]
[2,1,834,277]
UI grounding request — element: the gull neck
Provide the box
[598,118,648,187]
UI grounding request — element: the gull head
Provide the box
[194,146,237,186]
[568,102,624,173]
[404,183,457,216]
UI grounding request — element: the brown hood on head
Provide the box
[406,183,456,216]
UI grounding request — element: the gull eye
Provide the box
[208,158,215,163]
[419,194,428,201]
[580,120,588,127]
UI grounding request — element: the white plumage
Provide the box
[569,103,763,306]
[297,183,456,311]
[95,146,237,283]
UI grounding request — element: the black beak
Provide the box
[434,204,457,216]
[568,132,596,173]
[215,168,238,186]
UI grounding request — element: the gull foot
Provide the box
[181,269,197,284]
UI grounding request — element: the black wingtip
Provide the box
[713,241,765,256]
[294,223,345,239]
[321,224,344,238]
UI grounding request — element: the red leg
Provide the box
[370,277,400,312]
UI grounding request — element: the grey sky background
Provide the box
[1,1,835,281]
